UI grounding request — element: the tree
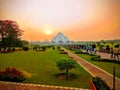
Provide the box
[110,41,115,47]
[21,40,29,46]
[56,58,76,79]
[0,20,23,51]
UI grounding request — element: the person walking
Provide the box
[110,48,113,58]
[89,45,93,55]
[113,45,120,60]
[86,45,89,53]
[92,44,96,54]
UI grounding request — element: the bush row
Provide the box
[91,55,120,64]
[75,51,88,54]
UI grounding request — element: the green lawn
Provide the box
[0,48,91,88]
[76,53,120,79]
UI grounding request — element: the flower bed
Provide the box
[0,67,26,82]
[60,51,68,54]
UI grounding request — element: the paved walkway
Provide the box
[0,81,90,90]
[83,49,120,60]
[63,48,120,90]
[96,52,113,59]
[96,51,120,61]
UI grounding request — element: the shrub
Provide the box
[60,51,68,54]
[33,46,37,51]
[92,77,110,90]
[89,54,96,56]
[0,67,26,82]
[91,56,120,64]
[57,46,61,50]
[41,46,46,51]
[91,55,101,61]
[7,48,11,52]
[75,51,82,54]
[75,50,88,54]
[53,47,55,50]
[56,58,76,79]
[23,46,29,51]
[12,48,15,51]
[46,45,53,48]
[59,49,64,51]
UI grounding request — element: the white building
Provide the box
[51,32,69,44]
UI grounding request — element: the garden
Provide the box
[0,47,92,88]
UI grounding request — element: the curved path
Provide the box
[63,48,120,90]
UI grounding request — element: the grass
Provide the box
[0,48,91,88]
[76,53,120,79]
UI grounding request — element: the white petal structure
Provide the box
[51,32,69,44]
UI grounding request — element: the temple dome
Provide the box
[51,32,69,44]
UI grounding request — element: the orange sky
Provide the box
[0,0,120,41]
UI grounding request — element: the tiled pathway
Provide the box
[0,81,90,90]
[63,48,120,90]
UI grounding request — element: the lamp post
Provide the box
[113,66,115,90]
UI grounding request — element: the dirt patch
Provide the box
[56,73,77,80]
[56,73,65,80]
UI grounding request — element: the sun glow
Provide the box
[1,0,120,41]
[45,29,52,35]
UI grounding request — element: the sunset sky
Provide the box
[0,0,120,42]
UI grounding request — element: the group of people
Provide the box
[85,44,120,60]
[86,44,96,55]
[111,44,120,60]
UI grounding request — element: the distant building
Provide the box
[51,32,69,44]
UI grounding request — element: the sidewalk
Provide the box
[96,52,113,59]
[82,50,113,60]
[63,48,120,90]
[0,81,90,90]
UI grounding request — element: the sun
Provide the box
[45,29,52,35]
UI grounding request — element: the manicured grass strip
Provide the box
[0,49,91,88]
